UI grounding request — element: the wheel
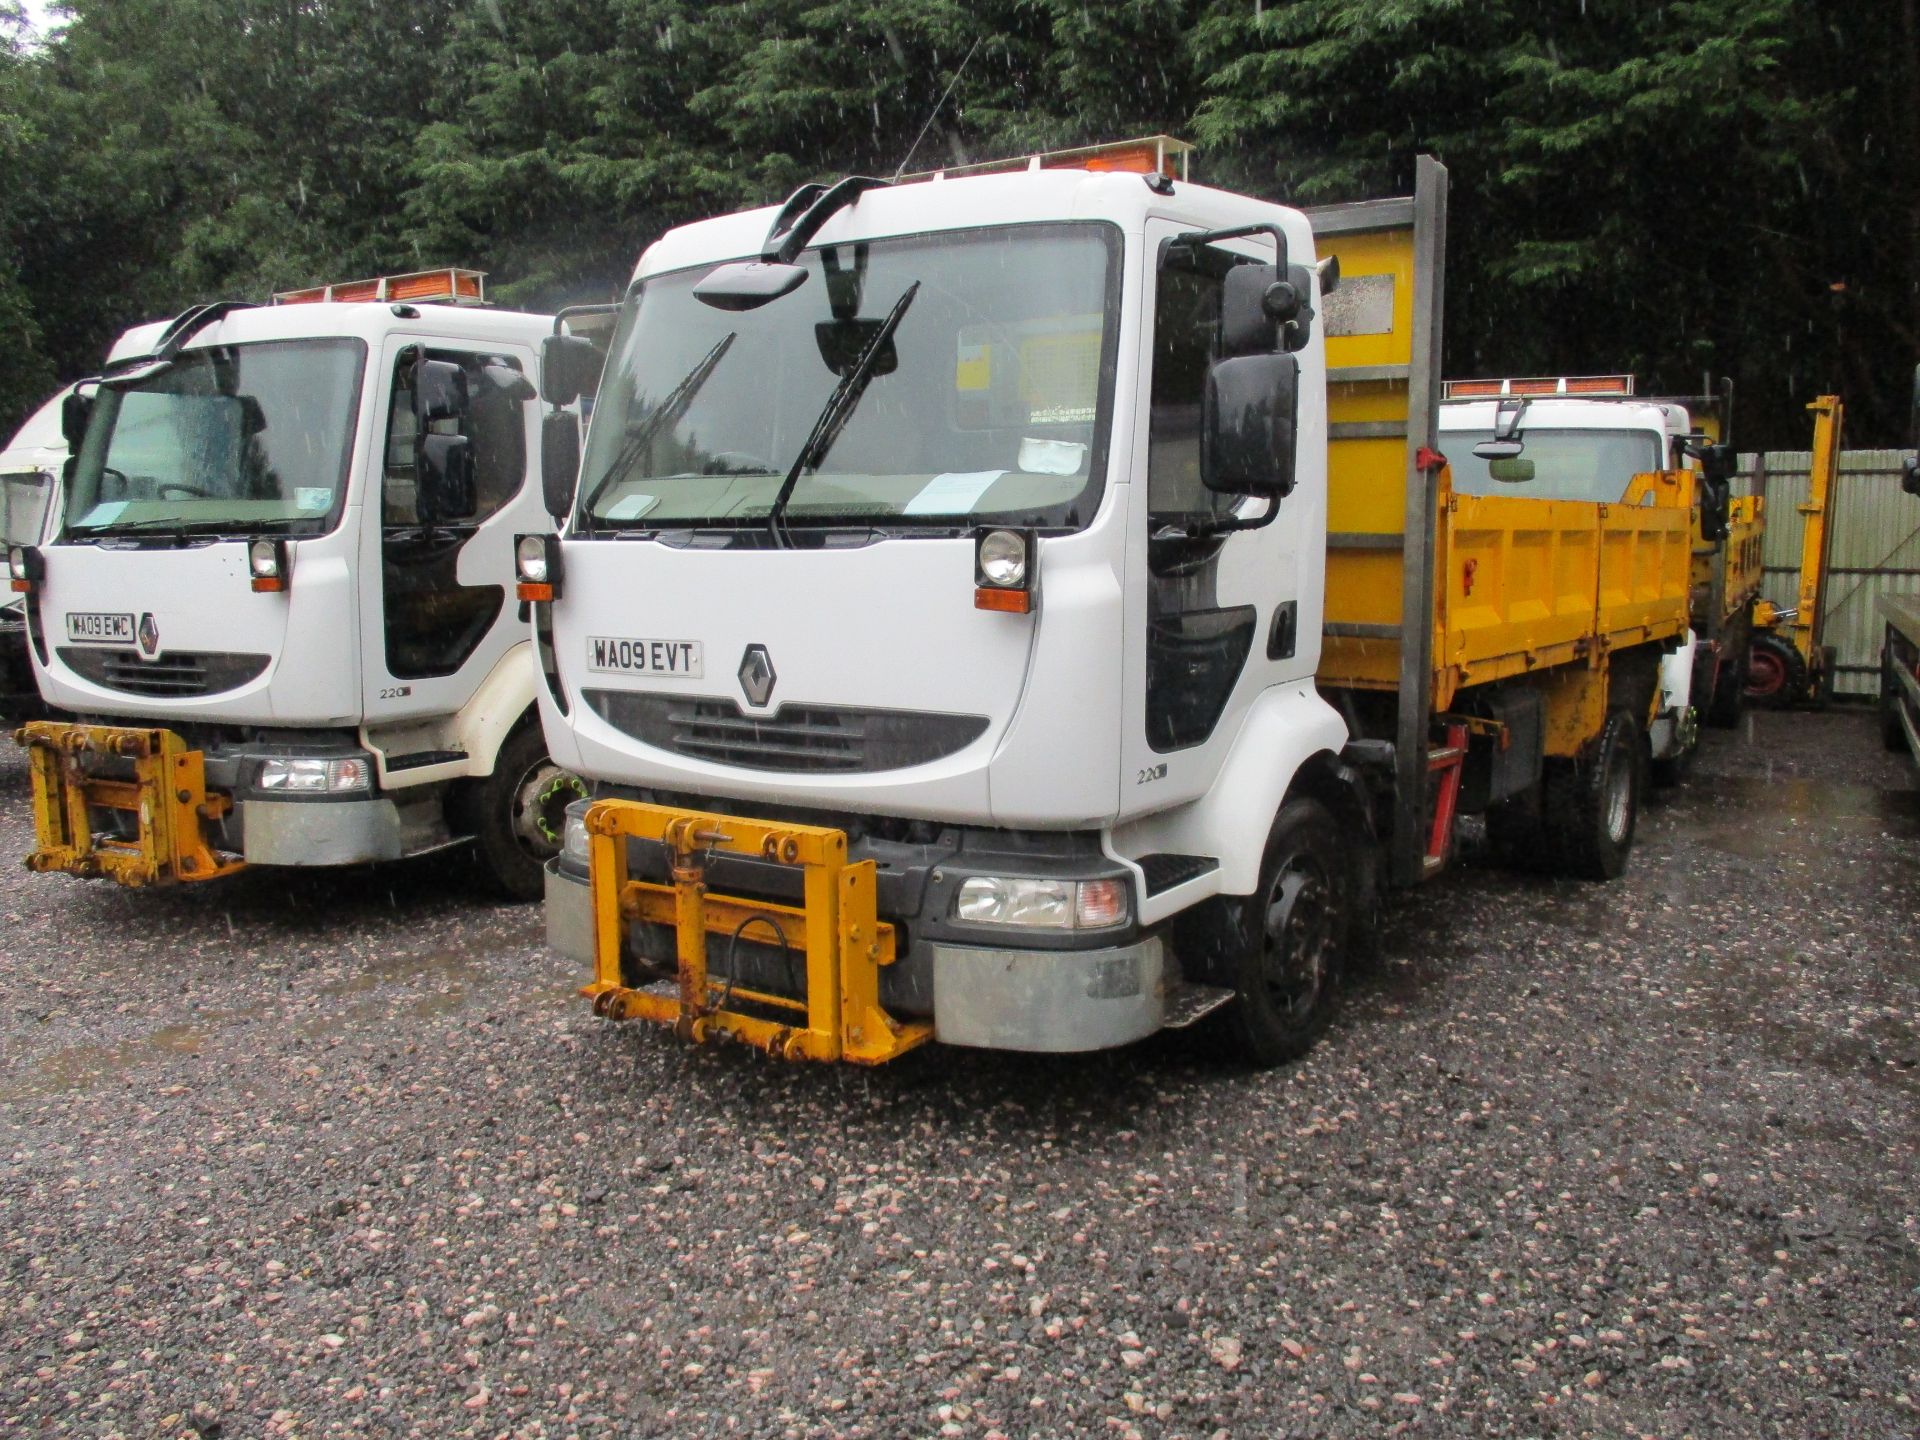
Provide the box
[1706,646,1746,728]
[469,723,587,901]
[1745,633,1807,707]
[1221,798,1350,1067]
[1485,794,1546,872]
[1650,720,1696,788]
[1882,646,1909,753]
[1540,708,1643,881]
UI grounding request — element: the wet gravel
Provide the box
[1,708,1917,1438]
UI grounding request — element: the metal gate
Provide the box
[1736,448,1920,698]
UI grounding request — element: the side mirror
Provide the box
[1220,264,1284,357]
[541,411,582,521]
[541,334,605,407]
[1698,441,1735,484]
[416,433,476,525]
[61,390,94,448]
[412,357,469,426]
[1202,352,1299,498]
[1473,437,1524,461]
[1488,456,1535,484]
[1904,458,1920,498]
[3,471,53,548]
[1699,476,1731,541]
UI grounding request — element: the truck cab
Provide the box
[0,386,71,722]
[11,270,584,895]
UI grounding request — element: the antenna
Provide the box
[892,36,984,182]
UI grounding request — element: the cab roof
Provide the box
[105,301,554,367]
[633,168,1310,284]
[1440,395,1688,440]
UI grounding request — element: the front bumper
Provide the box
[15,721,444,882]
[547,856,1169,1055]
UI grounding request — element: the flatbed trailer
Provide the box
[532,143,1697,1066]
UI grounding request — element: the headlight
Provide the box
[974,528,1035,613]
[8,544,42,593]
[249,537,289,592]
[561,810,591,867]
[516,533,550,584]
[976,529,1027,587]
[952,875,1130,930]
[259,756,372,794]
[516,533,561,600]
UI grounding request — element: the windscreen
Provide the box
[1445,426,1665,503]
[577,223,1120,533]
[64,338,366,537]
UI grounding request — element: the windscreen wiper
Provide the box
[764,281,920,549]
[579,333,737,531]
[69,516,282,542]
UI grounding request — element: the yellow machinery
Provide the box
[1747,395,1843,704]
[579,799,931,1064]
[15,721,245,885]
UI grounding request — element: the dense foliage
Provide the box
[2,0,1915,446]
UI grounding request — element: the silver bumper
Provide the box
[543,859,1169,1055]
[932,937,1168,1053]
[240,797,409,867]
[546,861,596,966]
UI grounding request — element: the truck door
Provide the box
[363,339,539,725]
[1118,220,1317,814]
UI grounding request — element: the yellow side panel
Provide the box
[1319,223,1419,691]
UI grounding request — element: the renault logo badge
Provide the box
[136,612,160,659]
[737,644,776,708]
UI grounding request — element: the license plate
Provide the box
[586,636,703,678]
[65,612,134,644]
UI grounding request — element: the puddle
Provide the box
[0,1021,217,1102]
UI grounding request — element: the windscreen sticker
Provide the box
[904,470,1004,516]
[605,492,660,521]
[1017,437,1087,476]
[77,501,128,526]
[295,487,332,511]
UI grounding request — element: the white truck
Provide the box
[0,386,71,721]
[1436,377,1747,780]
[530,141,1697,1065]
[8,269,586,895]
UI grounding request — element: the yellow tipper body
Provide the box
[1312,197,1693,716]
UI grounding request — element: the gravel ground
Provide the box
[1,708,1916,1439]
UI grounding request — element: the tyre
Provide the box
[1540,708,1642,881]
[1882,646,1909,753]
[1745,633,1806,708]
[1484,794,1546,872]
[1706,647,1746,728]
[1221,798,1351,1067]
[469,723,588,902]
[1650,726,1696,788]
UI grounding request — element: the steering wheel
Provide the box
[156,481,215,499]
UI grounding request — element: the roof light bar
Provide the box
[274,267,487,307]
[900,134,1192,185]
[1443,375,1636,400]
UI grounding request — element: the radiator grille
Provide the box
[58,647,270,698]
[584,690,988,774]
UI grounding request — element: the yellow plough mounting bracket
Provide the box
[13,721,245,886]
[578,799,932,1065]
